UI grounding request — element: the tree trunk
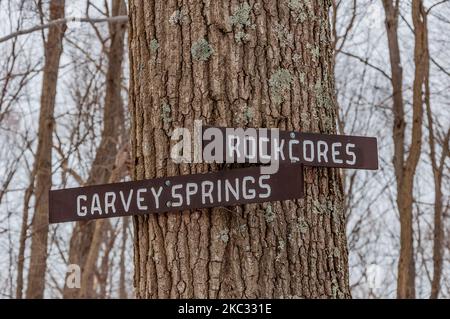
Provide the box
[382,0,425,299]
[427,87,447,299]
[382,0,405,183]
[119,217,129,299]
[396,0,425,299]
[424,7,447,297]
[129,0,350,298]
[63,0,127,299]
[25,0,66,299]
[16,169,35,299]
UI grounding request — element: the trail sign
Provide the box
[49,123,378,224]
[49,165,304,224]
[202,126,378,170]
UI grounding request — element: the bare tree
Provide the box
[424,8,449,295]
[118,217,129,299]
[381,0,427,298]
[26,0,66,299]
[63,0,127,299]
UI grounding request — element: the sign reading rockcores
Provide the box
[202,127,378,170]
[49,165,304,223]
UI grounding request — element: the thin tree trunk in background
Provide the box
[16,170,35,299]
[25,0,66,299]
[426,89,447,299]
[63,0,127,299]
[382,0,405,181]
[382,0,425,299]
[425,12,448,296]
[119,217,129,299]
[129,0,350,298]
[98,222,120,298]
[397,0,425,299]
[78,219,105,298]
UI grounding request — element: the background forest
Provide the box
[0,0,448,298]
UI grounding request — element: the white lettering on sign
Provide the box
[73,175,276,218]
[201,127,377,169]
[119,190,133,212]
[332,143,343,164]
[91,193,102,215]
[244,136,257,161]
[273,138,285,161]
[317,141,328,163]
[259,176,271,198]
[258,137,270,162]
[228,135,241,160]
[225,178,239,202]
[242,176,256,200]
[201,181,214,204]
[105,192,116,214]
[137,188,147,210]
[346,143,356,165]
[303,140,314,162]
[186,183,198,206]
[77,195,87,216]
[172,184,183,207]
[151,186,163,209]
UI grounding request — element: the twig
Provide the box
[0,16,128,44]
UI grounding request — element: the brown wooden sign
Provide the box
[202,126,378,170]
[49,165,304,224]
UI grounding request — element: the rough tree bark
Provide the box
[25,0,66,299]
[129,0,350,298]
[62,0,127,299]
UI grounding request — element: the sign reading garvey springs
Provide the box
[49,165,304,223]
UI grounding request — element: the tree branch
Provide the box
[0,16,128,44]
[338,50,392,80]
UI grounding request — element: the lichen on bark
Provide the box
[129,0,350,299]
[230,2,252,27]
[191,38,214,61]
[269,68,293,105]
